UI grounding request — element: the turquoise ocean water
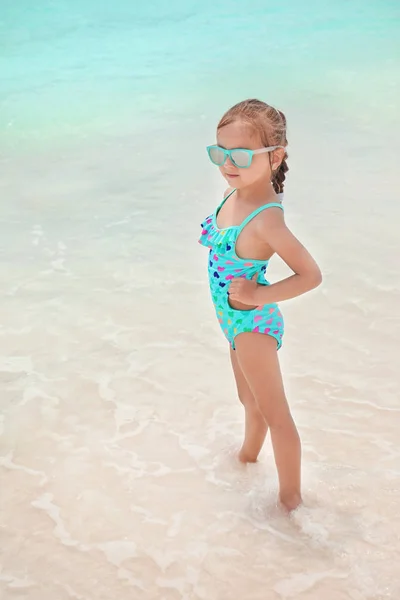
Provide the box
[1,0,399,151]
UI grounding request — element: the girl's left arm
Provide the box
[254,209,322,305]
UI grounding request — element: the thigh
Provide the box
[234,332,290,423]
[229,346,257,407]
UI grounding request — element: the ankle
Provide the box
[279,492,302,513]
[238,448,258,464]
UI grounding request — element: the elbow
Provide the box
[300,266,322,292]
[309,266,323,290]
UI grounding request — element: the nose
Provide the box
[223,155,236,170]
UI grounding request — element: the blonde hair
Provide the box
[217,98,289,193]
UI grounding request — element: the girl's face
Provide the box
[216,120,283,190]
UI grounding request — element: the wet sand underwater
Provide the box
[1,116,400,598]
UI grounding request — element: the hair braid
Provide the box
[271,151,289,194]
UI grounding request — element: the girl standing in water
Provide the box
[198,99,322,511]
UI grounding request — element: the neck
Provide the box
[235,179,277,204]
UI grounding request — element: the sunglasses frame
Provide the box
[206,145,284,169]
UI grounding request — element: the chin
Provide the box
[225,175,242,186]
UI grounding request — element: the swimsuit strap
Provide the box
[215,188,237,217]
[237,202,284,233]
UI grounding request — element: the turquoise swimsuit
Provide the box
[198,189,284,350]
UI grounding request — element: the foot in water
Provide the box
[237,448,259,464]
[279,493,303,513]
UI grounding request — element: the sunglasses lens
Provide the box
[208,146,225,166]
[231,150,251,168]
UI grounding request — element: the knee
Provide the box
[258,400,293,429]
[238,390,258,411]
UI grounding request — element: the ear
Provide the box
[272,147,286,171]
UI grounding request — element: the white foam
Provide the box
[18,385,60,407]
[274,569,346,597]
[0,573,36,589]
[0,452,48,486]
[0,355,34,373]
[96,541,138,567]
[30,494,89,551]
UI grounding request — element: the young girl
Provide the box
[198,99,322,512]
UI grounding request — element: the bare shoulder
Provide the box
[256,203,286,233]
